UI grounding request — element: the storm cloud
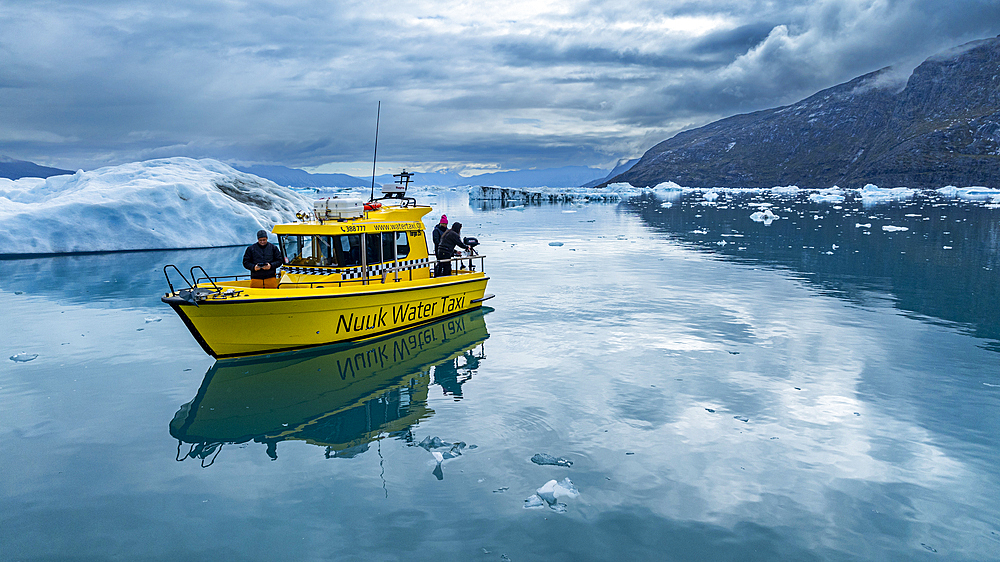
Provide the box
[1,0,998,174]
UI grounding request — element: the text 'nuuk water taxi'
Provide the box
[162,172,493,358]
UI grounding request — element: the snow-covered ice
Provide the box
[0,158,312,256]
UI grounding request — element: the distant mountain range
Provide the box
[608,35,1000,189]
[236,164,611,189]
[0,155,73,180]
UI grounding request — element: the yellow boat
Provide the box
[162,171,492,358]
[171,307,490,465]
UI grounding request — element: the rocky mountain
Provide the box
[610,35,1000,189]
[0,155,73,180]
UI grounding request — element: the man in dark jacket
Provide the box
[243,229,284,288]
[432,215,449,277]
[435,222,467,277]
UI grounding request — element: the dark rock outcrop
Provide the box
[610,35,1000,189]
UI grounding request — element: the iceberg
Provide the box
[858,184,916,205]
[0,157,313,256]
[809,188,845,203]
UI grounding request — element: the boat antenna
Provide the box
[370,101,380,202]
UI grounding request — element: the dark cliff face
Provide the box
[613,35,1000,189]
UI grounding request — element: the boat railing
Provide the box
[431,254,486,277]
[275,255,485,289]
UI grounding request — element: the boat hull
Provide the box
[164,274,490,358]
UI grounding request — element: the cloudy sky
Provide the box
[2,0,999,175]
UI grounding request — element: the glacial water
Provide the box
[2,189,999,561]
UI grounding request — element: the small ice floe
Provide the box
[660,201,673,208]
[770,185,800,196]
[416,436,467,480]
[9,352,38,362]
[856,223,871,228]
[809,188,845,203]
[524,477,579,512]
[749,209,779,225]
[530,453,573,467]
[858,184,916,205]
[882,225,909,232]
[548,242,564,246]
[703,189,720,202]
[144,317,162,323]
[955,186,1000,201]
[937,186,959,197]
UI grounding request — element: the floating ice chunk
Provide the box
[770,185,800,196]
[750,209,779,225]
[652,181,685,193]
[144,317,162,323]
[955,186,1000,200]
[548,242,564,246]
[858,184,916,205]
[417,436,466,459]
[9,352,38,362]
[937,186,959,197]
[531,453,573,467]
[856,223,871,228]
[523,495,546,509]
[660,201,673,208]
[809,188,844,203]
[536,477,579,504]
[882,225,909,232]
[703,190,720,202]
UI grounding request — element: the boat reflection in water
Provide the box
[170,308,491,467]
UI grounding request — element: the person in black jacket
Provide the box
[432,215,449,277]
[435,222,467,277]
[243,229,284,288]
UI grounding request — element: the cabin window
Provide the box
[365,233,382,265]
[395,232,410,259]
[279,235,338,266]
[279,235,300,264]
[382,233,396,262]
[335,234,362,267]
[316,236,337,266]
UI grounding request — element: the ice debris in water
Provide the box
[809,188,845,203]
[531,453,573,467]
[144,317,162,323]
[548,241,564,246]
[10,352,39,362]
[750,209,779,225]
[858,184,916,204]
[416,436,468,481]
[882,225,909,232]
[417,436,466,459]
[703,190,720,202]
[525,478,579,512]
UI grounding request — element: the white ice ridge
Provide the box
[0,158,313,256]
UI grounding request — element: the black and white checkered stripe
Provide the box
[281,258,430,279]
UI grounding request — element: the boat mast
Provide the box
[370,101,380,202]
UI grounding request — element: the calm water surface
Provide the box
[2,189,999,561]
